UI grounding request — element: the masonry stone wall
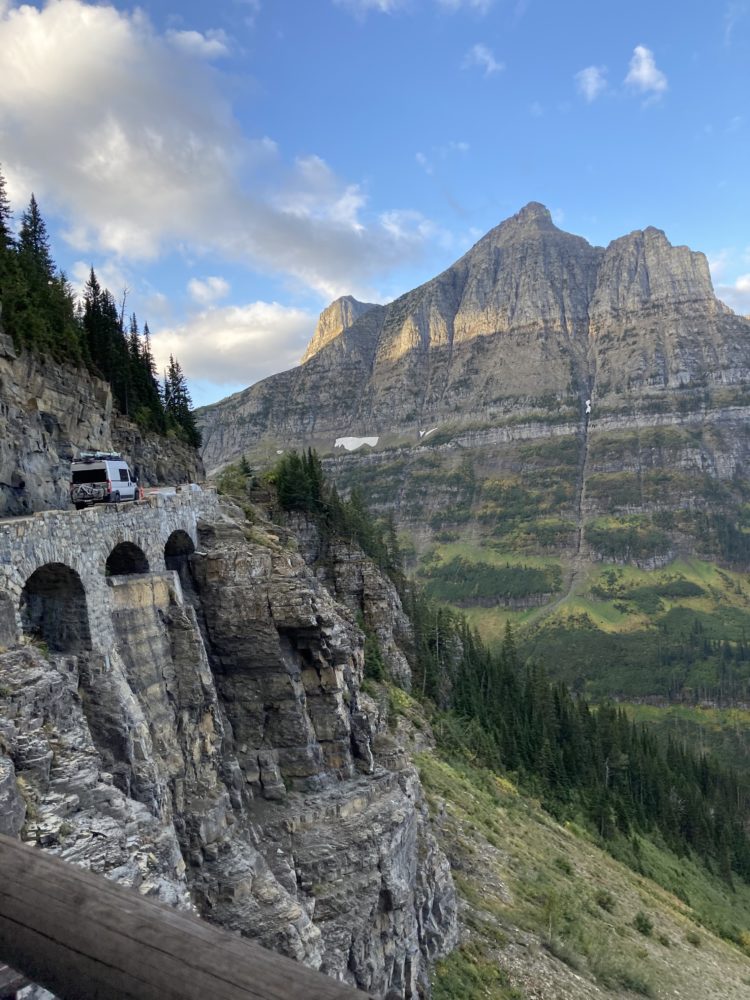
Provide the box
[0,488,220,652]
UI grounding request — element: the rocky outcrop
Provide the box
[286,512,414,690]
[0,331,202,517]
[0,644,190,903]
[197,202,750,470]
[0,499,457,996]
[301,295,380,364]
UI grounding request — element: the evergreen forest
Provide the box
[267,449,750,899]
[0,167,200,447]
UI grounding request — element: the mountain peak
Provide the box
[515,201,554,225]
[301,295,379,364]
[480,202,557,245]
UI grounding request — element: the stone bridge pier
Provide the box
[0,490,220,657]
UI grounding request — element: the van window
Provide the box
[118,467,129,481]
[72,469,106,484]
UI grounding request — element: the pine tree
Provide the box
[18,194,54,283]
[139,322,166,432]
[164,355,201,447]
[0,183,191,441]
[384,511,404,586]
[0,165,14,255]
[13,193,81,361]
[82,268,105,368]
[0,164,22,342]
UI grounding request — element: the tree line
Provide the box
[272,448,750,887]
[445,622,750,884]
[272,448,403,582]
[0,167,199,447]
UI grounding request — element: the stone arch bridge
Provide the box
[0,489,220,655]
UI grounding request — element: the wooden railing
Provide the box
[0,835,375,1000]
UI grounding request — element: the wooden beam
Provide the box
[0,835,375,1000]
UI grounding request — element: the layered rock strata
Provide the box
[198,202,749,470]
[196,204,750,575]
[0,499,457,997]
[0,331,202,517]
[301,295,379,365]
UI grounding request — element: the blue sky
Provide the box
[0,0,748,406]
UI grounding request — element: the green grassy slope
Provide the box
[414,549,750,699]
[520,560,750,698]
[379,690,750,1000]
[393,726,750,999]
[325,411,750,700]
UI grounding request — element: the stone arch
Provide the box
[106,542,150,576]
[20,563,91,653]
[164,529,195,572]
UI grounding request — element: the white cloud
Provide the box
[166,28,230,59]
[151,301,317,388]
[438,0,495,12]
[0,0,437,300]
[724,2,747,46]
[335,0,496,13]
[463,43,504,76]
[275,155,366,230]
[239,0,262,26]
[142,290,170,323]
[416,151,433,175]
[416,140,469,174]
[379,209,453,251]
[333,0,406,13]
[717,274,750,314]
[188,276,231,305]
[710,251,750,314]
[625,45,667,99]
[708,250,731,282]
[575,65,607,102]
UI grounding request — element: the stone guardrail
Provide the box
[0,488,221,653]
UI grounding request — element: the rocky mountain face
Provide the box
[197,205,750,624]
[198,202,749,465]
[0,496,457,997]
[0,330,202,517]
[301,295,379,364]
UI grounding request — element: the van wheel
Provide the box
[75,503,85,511]
[112,492,120,504]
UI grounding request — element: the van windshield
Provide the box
[72,469,106,484]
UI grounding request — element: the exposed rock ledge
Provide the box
[0,331,202,517]
[0,499,457,997]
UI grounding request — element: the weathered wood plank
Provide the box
[0,835,375,1000]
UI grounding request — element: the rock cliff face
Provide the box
[301,295,379,364]
[198,202,748,468]
[0,331,202,517]
[196,204,750,587]
[0,498,457,997]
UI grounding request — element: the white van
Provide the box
[70,452,139,509]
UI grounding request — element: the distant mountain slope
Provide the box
[198,202,748,469]
[197,205,750,697]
